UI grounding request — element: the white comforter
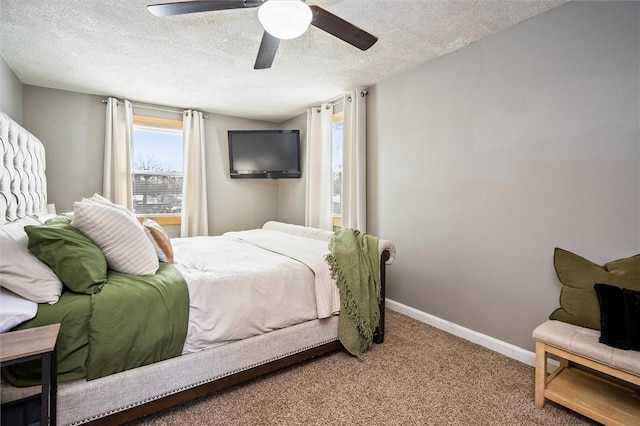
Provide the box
[173,230,338,354]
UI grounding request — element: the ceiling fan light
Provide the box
[258,0,312,40]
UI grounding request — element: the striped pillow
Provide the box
[72,201,159,275]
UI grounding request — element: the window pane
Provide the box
[132,126,183,215]
[332,121,343,218]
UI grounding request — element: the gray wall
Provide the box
[23,86,105,210]
[207,114,280,235]
[367,1,640,351]
[9,1,639,355]
[278,112,307,226]
[0,55,23,124]
[21,85,300,236]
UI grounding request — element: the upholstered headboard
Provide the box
[0,112,47,225]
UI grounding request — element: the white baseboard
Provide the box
[386,299,541,368]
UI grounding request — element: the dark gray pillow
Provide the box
[595,283,640,350]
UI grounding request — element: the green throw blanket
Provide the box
[3,263,189,386]
[325,228,380,361]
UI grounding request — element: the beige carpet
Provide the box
[129,310,596,425]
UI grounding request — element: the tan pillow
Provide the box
[142,218,174,263]
[72,201,159,276]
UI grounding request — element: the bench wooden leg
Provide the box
[534,341,547,408]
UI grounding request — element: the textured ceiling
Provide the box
[0,0,567,123]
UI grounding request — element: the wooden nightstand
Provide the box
[1,323,61,426]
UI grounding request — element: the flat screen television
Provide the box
[228,129,301,179]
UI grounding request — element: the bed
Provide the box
[0,111,395,425]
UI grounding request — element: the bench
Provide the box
[533,320,640,425]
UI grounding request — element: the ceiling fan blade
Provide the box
[148,0,262,17]
[254,31,280,70]
[309,5,378,51]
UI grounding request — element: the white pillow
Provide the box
[81,193,137,219]
[33,213,58,224]
[88,193,113,205]
[0,217,63,304]
[72,201,159,276]
[0,288,38,332]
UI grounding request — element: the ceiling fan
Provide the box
[147,0,378,69]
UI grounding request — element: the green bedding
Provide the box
[3,263,189,386]
[2,293,91,385]
[87,264,189,379]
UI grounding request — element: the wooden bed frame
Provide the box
[91,249,390,425]
[0,111,394,425]
[4,251,391,426]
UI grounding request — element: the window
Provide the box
[131,115,183,224]
[331,111,344,230]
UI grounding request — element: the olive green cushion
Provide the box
[44,213,74,226]
[549,248,640,330]
[24,218,108,295]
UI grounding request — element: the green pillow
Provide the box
[25,221,107,294]
[44,213,73,226]
[549,248,640,330]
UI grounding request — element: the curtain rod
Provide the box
[313,89,368,110]
[100,98,208,118]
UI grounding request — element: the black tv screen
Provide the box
[228,130,301,179]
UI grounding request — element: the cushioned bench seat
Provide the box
[533,320,640,426]
[533,320,640,377]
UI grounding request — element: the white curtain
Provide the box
[305,104,333,230]
[181,110,209,237]
[341,89,368,232]
[103,98,133,209]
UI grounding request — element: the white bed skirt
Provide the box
[2,316,339,425]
